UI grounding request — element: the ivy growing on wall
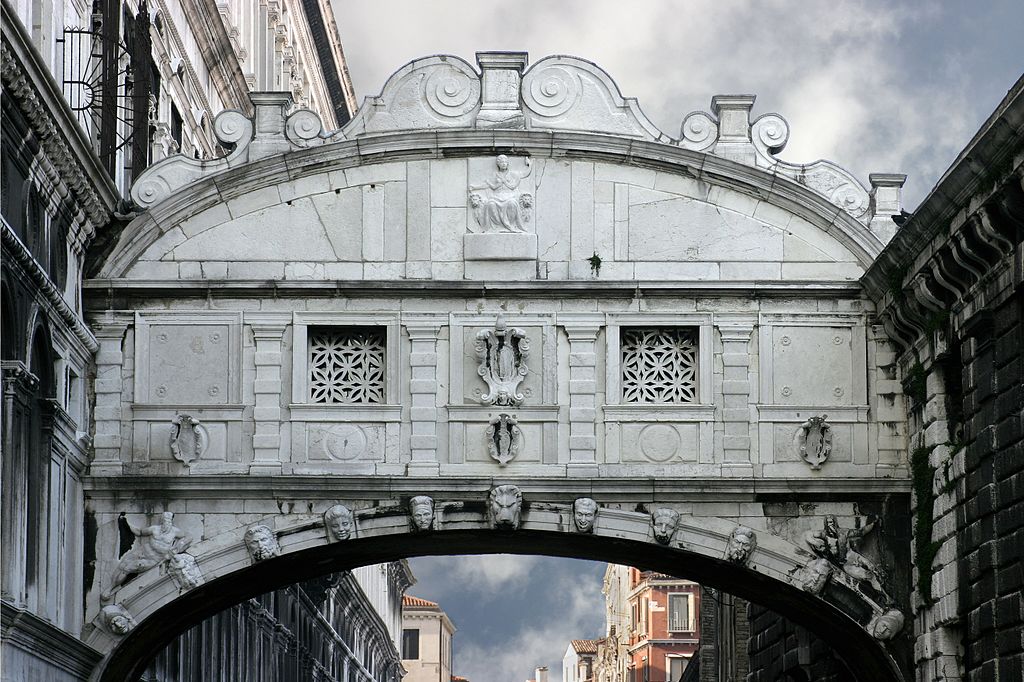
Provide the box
[902,357,929,407]
[910,441,941,605]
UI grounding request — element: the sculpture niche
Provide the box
[475,315,530,407]
[102,511,192,602]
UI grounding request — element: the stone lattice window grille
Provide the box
[621,327,699,403]
[308,327,386,404]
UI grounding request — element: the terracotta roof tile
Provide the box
[403,595,439,608]
[571,639,599,654]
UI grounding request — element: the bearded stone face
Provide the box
[244,525,279,562]
[724,526,757,564]
[489,485,522,530]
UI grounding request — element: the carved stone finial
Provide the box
[244,525,280,562]
[476,51,528,129]
[724,526,758,565]
[409,496,435,532]
[572,498,599,533]
[169,414,208,466]
[324,504,355,541]
[475,317,530,406]
[98,604,137,636]
[651,508,680,545]
[166,553,204,591]
[868,609,905,641]
[796,415,832,470]
[468,155,534,233]
[486,413,522,465]
[101,511,192,602]
[489,485,523,530]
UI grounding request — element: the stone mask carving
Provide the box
[169,414,208,466]
[244,525,280,562]
[796,415,832,470]
[572,498,599,533]
[489,485,523,530]
[792,557,834,595]
[166,553,204,591]
[468,155,533,233]
[475,315,530,407]
[868,609,905,641]
[324,504,355,541]
[102,511,193,602]
[724,526,758,565]
[486,413,523,465]
[409,496,435,532]
[99,604,137,636]
[651,508,680,545]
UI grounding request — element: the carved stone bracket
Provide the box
[486,413,522,465]
[475,315,530,406]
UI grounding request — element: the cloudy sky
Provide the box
[406,555,606,682]
[332,3,1022,681]
[337,0,1024,209]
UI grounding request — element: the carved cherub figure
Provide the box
[651,508,680,545]
[244,525,280,562]
[102,511,192,602]
[324,504,355,541]
[572,498,599,533]
[489,485,523,530]
[724,526,758,565]
[409,496,435,532]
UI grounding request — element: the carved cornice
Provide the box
[0,3,117,237]
[862,74,1024,350]
[0,599,102,678]
[2,221,99,352]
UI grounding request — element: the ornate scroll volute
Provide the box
[796,414,832,470]
[475,314,530,406]
[169,414,208,466]
[486,413,522,465]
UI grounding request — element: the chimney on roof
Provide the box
[536,667,549,682]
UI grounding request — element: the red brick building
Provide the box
[625,570,701,682]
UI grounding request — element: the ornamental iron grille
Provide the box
[621,328,699,403]
[308,328,386,404]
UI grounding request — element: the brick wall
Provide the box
[746,603,855,682]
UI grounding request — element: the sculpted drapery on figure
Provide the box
[102,512,192,602]
[468,154,533,233]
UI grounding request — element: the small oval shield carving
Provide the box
[796,414,832,470]
[169,414,208,466]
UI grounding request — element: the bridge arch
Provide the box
[87,496,905,682]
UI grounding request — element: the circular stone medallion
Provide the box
[639,424,681,462]
[321,424,368,461]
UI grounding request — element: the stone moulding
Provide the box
[125,50,902,231]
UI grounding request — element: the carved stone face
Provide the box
[573,498,598,533]
[798,558,833,594]
[161,511,174,528]
[869,609,904,640]
[324,504,354,541]
[100,605,136,636]
[244,525,279,562]
[725,526,757,564]
[469,192,483,208]
[409,496,434,532]
[489,485,522,530]
[496,154,509,171]
[651,508,680,545]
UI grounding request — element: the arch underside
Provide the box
[89,500,907,682]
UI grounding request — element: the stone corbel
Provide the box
[972,207,1014,255]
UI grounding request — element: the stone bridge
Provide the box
[83,52,913,681]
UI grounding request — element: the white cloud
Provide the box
[448,554,541,592]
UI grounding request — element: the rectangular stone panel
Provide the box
[768,326,855,405]
[615,422,699,463]
[145,324,230,404]
[305,423,385,463]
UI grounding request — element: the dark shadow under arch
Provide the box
[99,529,907,682]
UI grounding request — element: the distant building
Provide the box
[598,567,700,682]
[563,639,599,682]
[401,595,456,682]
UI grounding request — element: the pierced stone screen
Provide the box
[621,327,699,403]
[308,327,386,404]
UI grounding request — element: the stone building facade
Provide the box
[401,594,455,682]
